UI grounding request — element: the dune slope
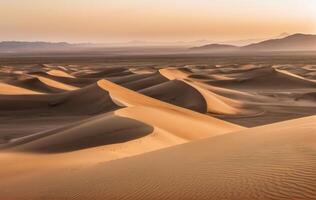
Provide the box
[1,113,154,153]
[0,82,41,95]
[8,76,68,93]
[46,69,75,78]
[0,116,315,199]
[139,80,207,113]
[0,83,119,115]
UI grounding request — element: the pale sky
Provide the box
[0,0,315,43]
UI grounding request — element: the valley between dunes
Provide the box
[0,61,316,199]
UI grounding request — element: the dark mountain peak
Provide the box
[277,32,290,38]
[287,33,310,37]
[190,33,316,52]
[242,33,316,51]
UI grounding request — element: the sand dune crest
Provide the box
[0,82,41,95]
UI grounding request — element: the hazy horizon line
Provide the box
[2,32,314,46]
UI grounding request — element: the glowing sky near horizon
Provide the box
[0,0,315,42]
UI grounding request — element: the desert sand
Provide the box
[1,116,315,199]
[0,56,316,199]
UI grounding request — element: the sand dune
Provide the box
[0,82,41,95]
[2,70,79,93]
[79,67,128,78]
[159,68,257,116]
[1,116,315,199]
[303,64,316,72]
[28,70,168,90]
[108,72,167,86]
[159,68,189,80]
[8,76,66,93]
[129,67,157,74]
[174,65,316,90]
[190,80,268,103]
[0,83,119,115]
[1,113,153,153]
[139,80,207,112]
[97,79,243,137]
[46,69,75,78]
[31,74,98,88]
[0,83,120,141]
[34,75,79,91]
[274,66,316,83]
[186,80,247,115]
[119,73,169,90]
[209,67,316,90]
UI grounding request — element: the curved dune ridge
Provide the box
[209,67,316,89]
[1,113,154,153]
[159,68,258,116]
[97,79,243,139]
[108,72,169,90]
[129,67,157,74]
[175,65,316,90]
[46,69,75,78]
[0,82,42,95]
[139,80,207,113]
[0,116,315,199]
[273,66,316,83]
[31,73,99,88]
[79,67,128,78]
[34,75,79,91]
[185,80,253,115]
[159,67,189,80]
[0,83,119,115]
[8,76,66,93]
[1,71,79,94]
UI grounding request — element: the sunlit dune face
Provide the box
[0,0,315,42]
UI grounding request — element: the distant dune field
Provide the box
[1,56,316,199]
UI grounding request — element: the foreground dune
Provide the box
[0,116,315,199]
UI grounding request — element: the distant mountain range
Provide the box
[0,41,76,52]
[190,44,239,51]
[191,33,316,52]
[242,33,316,51]
[0,33,315,53]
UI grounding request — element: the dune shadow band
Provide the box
[1,115,154,153]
